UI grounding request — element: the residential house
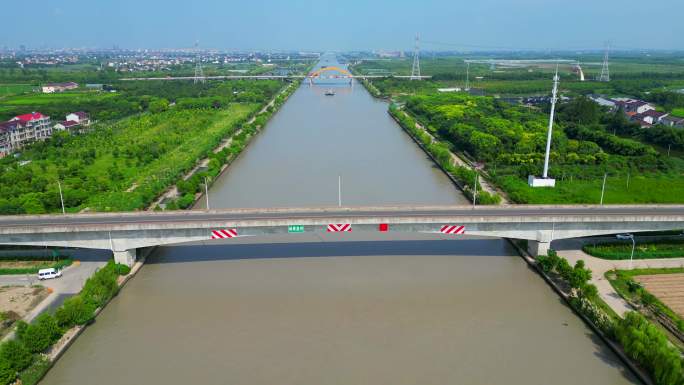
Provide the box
[588,95,616,109]
[614,99,655,115]
[0,112,52,155]
[41,82,79,93]
[661,115,684,128]
[631,110,669,127]
[65,111,90,126]
[53,120,80,131]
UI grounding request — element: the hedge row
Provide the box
[0,258,73,275]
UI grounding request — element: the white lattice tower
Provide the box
[410,34,421,80]
[598,42,610,82]
[194,41,205,84]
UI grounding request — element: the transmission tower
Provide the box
[598,42,610,82]
[410,34,421,80]
[194,41,205,84]
[465,61,470,91]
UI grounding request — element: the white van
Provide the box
[37,268,62,280]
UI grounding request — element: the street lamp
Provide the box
[616,233,635,270]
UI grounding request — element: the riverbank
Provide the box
[388,105,502,204]
[3,248,153,385]
[351,74,507,204]
[149,80,301,210]
[507,240,652,385]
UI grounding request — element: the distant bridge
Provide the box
[121,64,432,81]
[0,205,682,265]
[121,73,431,82]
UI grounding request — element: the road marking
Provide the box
[211,229,238,239]
[327,224,352,232]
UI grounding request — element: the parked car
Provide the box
[37,268,62,280]
[615,233,633,240]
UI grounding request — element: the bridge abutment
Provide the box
[528,241,551,257]
[113,249,137,267]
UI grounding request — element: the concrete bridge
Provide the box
[0,205,682,266]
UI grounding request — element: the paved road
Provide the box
[0,249,110,325]
[554,237,684,316]
[0,205,683,228]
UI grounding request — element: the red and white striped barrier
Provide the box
[440,225,465,235]
[327,224,352,232]
[211,228,238,239]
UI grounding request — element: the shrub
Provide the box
[18,355,51,385]
[0,359,15,385]
[17,314,62,353]
[114,263,131,275]
[54,296,96,328]
[0,340,32,372]
[556,258,573,281]
[81,261,120,307]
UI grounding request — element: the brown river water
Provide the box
[40,55,638,385]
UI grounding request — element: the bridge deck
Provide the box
[0,205,682,228]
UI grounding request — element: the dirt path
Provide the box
[554,238,684,316]
[147,84,293,210]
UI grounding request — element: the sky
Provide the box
[3,0,684,51]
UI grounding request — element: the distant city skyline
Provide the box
[2,0,683,51]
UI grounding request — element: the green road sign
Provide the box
[288,225,305,233]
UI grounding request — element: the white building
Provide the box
[0,112,52,155]
[41,82,79,93]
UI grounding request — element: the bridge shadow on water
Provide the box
[145,238,517,265]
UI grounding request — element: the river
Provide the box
[40,55,638,385]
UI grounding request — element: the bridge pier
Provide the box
[528,241,551,257]
[113,249,137,267]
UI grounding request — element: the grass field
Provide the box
[0,84,35,97]
[496,172,684,204]
[673,108,684,118]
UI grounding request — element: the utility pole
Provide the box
[629,235,636,270]
[410,34,421,81]
[204,176,210,210]
[338,175,342,207]
[600,173,607,205]
[542,66,560,179]
[465,61,470,91]
[472,172,478,207]
[57,180,65,215]
[668,144,671,157]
